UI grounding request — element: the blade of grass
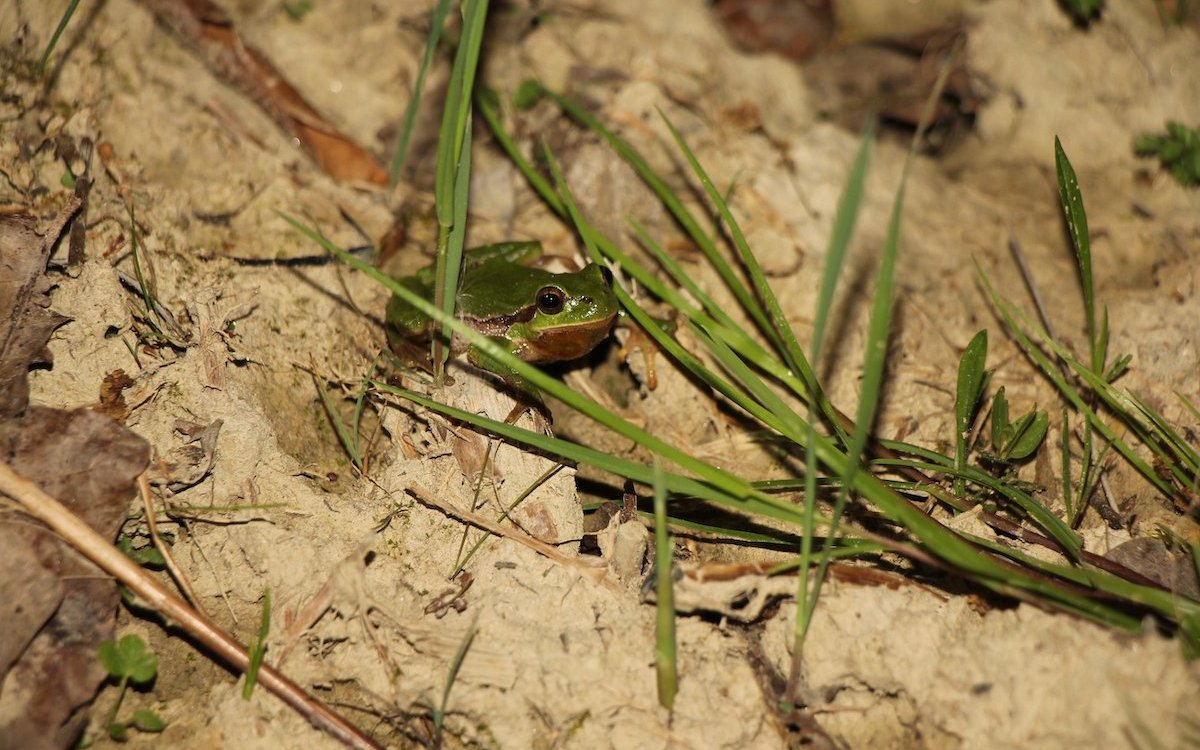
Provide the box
[39,0,82,73]
[657,113,812,396]
[1055,137,1105,375]
[431,0,489,377]
[433,615,478,739]
[315,377,362,470]
[374,382,813,526]
[652,460,677,711]
[434,0,489,229]
[659,112,856,454]
[798,142,904,688]
[955,330,989,496]
[515,81,782,353]
[241,589,271,700]
[388,0,453,185]
[543,144,815,446]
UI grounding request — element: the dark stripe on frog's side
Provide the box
[459,304,538,336]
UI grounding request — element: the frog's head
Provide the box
[504,263,619,363]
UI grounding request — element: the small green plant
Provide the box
[1135,121,1200,187]
[954,330,990,495]
[97,634,165,740]
[116,533,167,569]
[314,369,374,473]
[432,615,477,744]
[1060,0,1104,22]
[281,0,314,21]
[242,589,271,699]
[985,387,1049,465]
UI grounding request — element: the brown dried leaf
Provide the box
[0,206,79,418]
[137,0,388,185]
[95,369,136,422]
[0,407,149,749]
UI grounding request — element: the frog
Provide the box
[385,241,620,394]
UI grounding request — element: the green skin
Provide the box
[386,241,620,388]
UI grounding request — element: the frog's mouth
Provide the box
[522,314,617,362]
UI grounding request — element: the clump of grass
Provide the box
[290,59,1200,718]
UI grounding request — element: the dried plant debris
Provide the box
[148,419,223,495]
[0,205,78,418]
[136,0,388,185]
[0,204,150,749]
[0,408,149,749]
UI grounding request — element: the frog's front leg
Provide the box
[466,339,551,425]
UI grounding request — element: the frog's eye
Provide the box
[536,286,566,315]
[599,266,614,286]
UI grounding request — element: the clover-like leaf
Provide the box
[98,634,158,685]
[132,709,166,733]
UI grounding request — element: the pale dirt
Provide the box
[3,0,1199,748]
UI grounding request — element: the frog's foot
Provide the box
[616,315,675,392]
[467,343,554,429]
[501,384,553,431]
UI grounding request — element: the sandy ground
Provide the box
[3,0,1199,747]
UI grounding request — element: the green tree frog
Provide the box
[386,241,620,390]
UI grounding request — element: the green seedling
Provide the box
[1135,121,1200,187]
[986,387,1049,464]
[432,615,478,744]
[242,589,271,700]
[1060,0,1104,22]
[116,533,167,569]
[954,330,989,495]
[281,0,314,21]
[97,635,165,740]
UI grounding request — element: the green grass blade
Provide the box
[434,615,478,736]
[652,460,678,711]
[388,0,453,185]
[315,378,362,470]
[1054,137,1103,374]
[375,383,811,525]
[799,151,906,671]
[477,88,562,210]
[434,0,489,227]
[980,271,1175,499]
[624,219,811,399]
[521,82,780,351]
[242,589,271,700]
[809,120,875,379]
[955,330,988,494]
[39,0,81,73]
[657,112,811,390]
[543,144,814,444]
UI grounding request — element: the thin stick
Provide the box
[1007,230,1057,340]
[0,459,382,750]
[138,472,201,608]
